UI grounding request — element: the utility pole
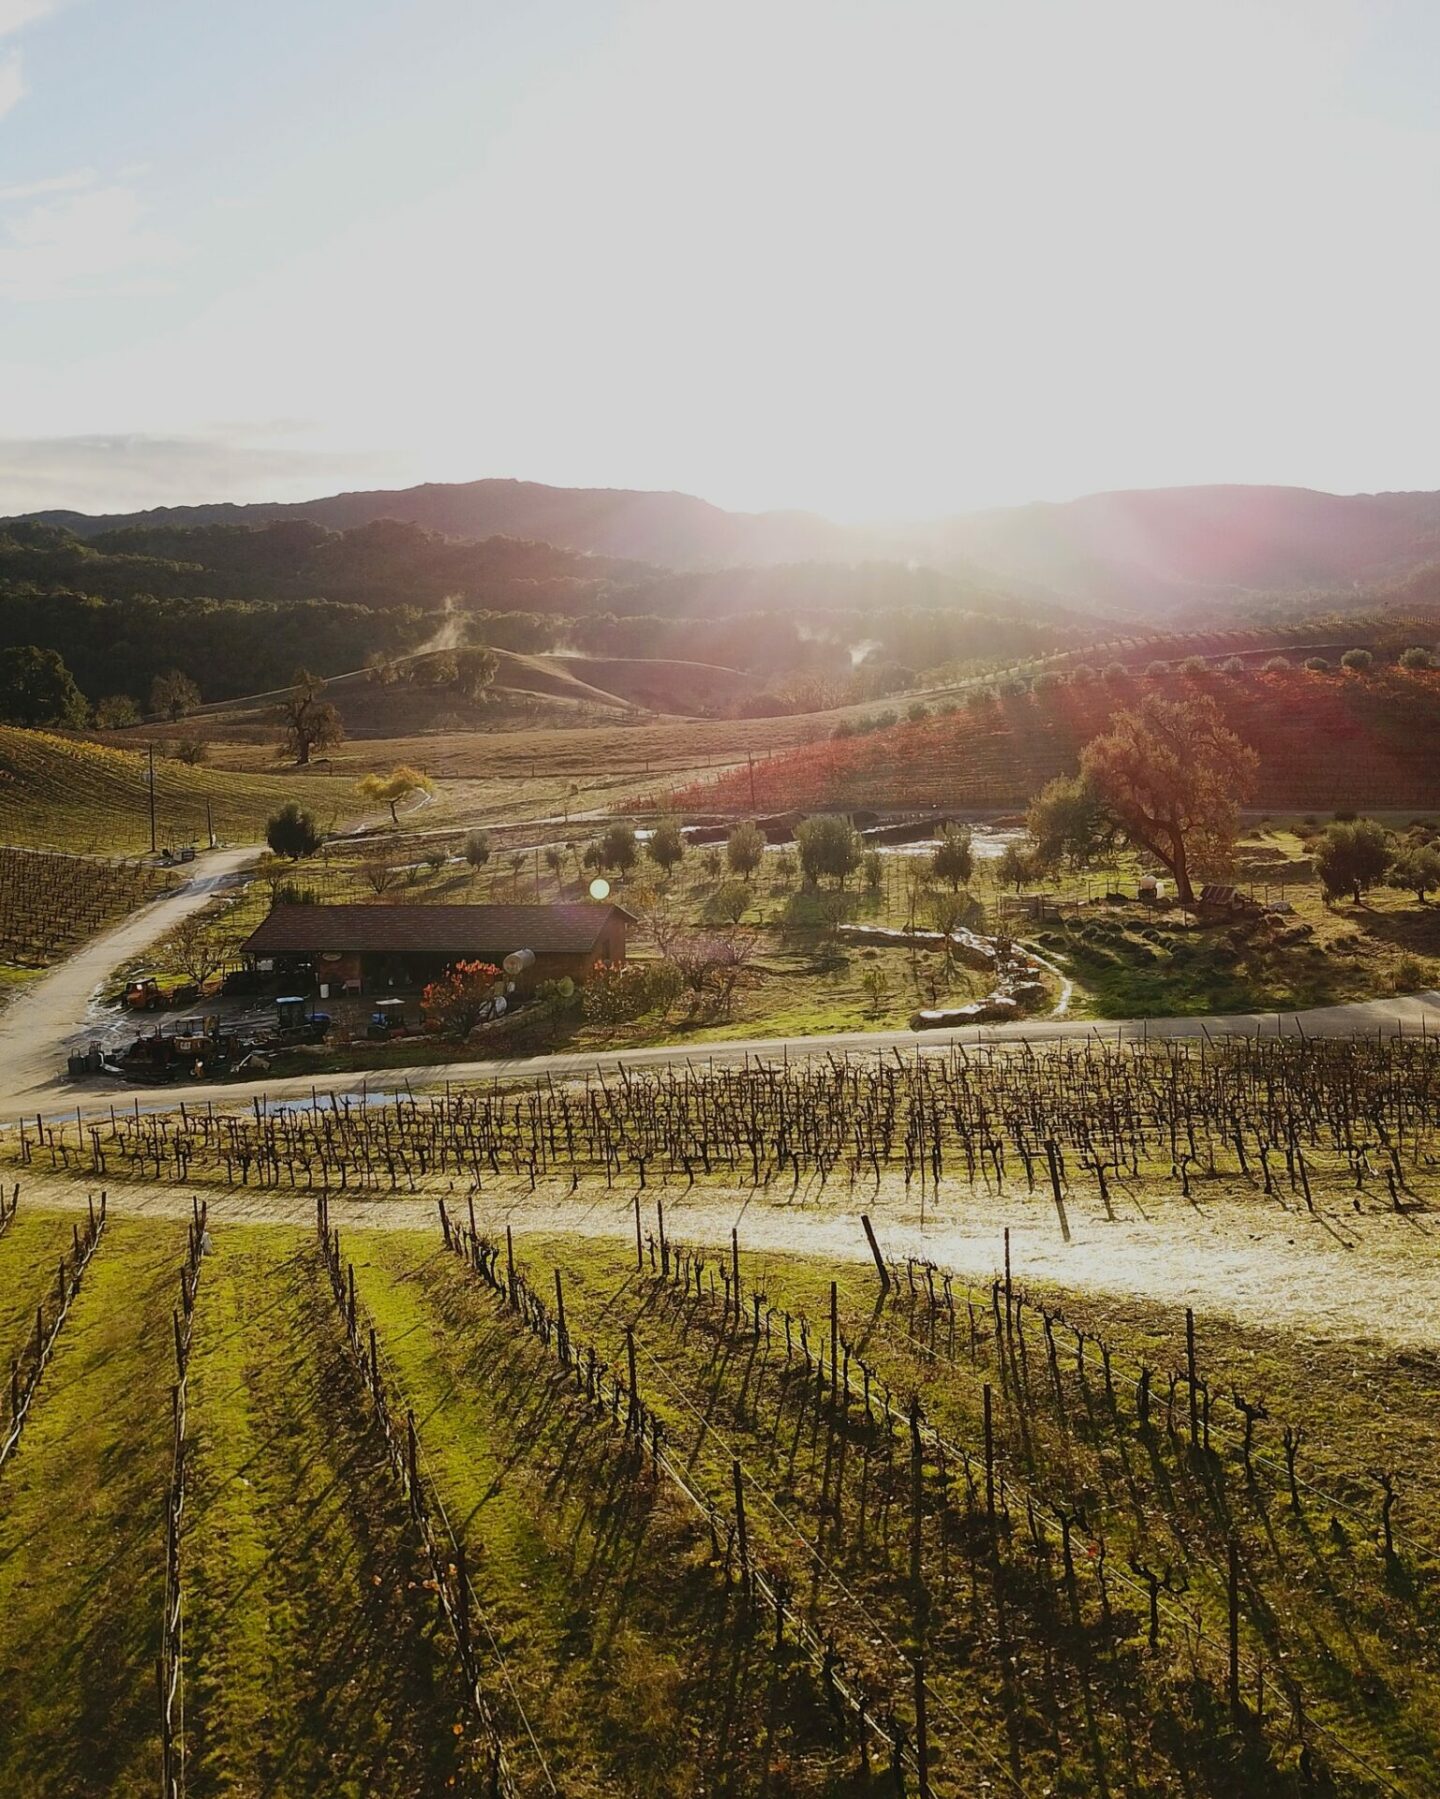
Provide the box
[205,797,214,850]
[147,742,157,856]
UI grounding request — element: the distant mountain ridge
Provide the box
[22,477,860,572]
[18,475,1440,613]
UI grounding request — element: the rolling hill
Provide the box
[21,477,1440,615]
[0,729,354,854]
[672,665,1440,815]
[21,478,857,571]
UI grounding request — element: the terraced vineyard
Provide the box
[0,727,352,853]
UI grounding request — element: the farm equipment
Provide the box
[104,1016,239,1082]
[271,996,331,1046]
[367,999,408,1041]
[124,975,200,1011]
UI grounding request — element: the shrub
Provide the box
[94,694,140,728]
[1220,656,1246,675]
[1340,647,1373,671]
[1399,644,1436,670]
[1315,817,1393,901]
[1102,663,1128,682]
[1387,845,1440,902]
[1069,663,1096,685]
[907,701,930,723]
[796,814,862,887]
[862,849,884,892]
[1263,655,1291,671]
[706,880,753,925]
[1145,660,1170,677]
[421,960,503,1037]
[265,801,321,860]
[646,820,685,875]
[600,821,639,874]
[965,687,996,711]
[1303,656,1330,673]
[930,823,974,890]
[726,820,766,878]
[1179,655,1210,676]
[464,829,491,872]
[581,960,681,1027]
[1032,670,1065,692]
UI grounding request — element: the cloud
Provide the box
[0,431,394,517]
[0,49,20,118]
[0,0,61,120]
[0,1,61,32]
[0,166,94,203]
[0,176,181,299]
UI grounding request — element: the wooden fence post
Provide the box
[861,1214,890,1291]
[732,1458,750,1596]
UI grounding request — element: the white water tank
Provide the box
[502,948,535,977]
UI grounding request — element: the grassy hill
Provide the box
[672,665,1440,814]
[0,729,353,854]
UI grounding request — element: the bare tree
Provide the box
[168,913,230,987]
[275,668,345,767]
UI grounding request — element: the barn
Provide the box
[240,902,633,996]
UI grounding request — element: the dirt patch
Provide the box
[22,1161,1439,1351]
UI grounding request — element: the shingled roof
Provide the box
[242,902,632,958]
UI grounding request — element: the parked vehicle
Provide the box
[367,999,408,1041]
[272,996,331,1045]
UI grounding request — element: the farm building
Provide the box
[240,902,633,995]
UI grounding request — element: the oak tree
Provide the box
[1079,693,1257,907]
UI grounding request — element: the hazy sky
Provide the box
[2,0,1439,520]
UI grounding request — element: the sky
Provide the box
[2,0,1440,522]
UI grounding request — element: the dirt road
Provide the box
[15,1161,1439,1351]
[0,845,259,1114]
[20,985,1440,1126]
[2,840,1437,1128]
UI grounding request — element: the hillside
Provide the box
[928,485,1440,612]
[673,666,1440,814]
[0,517,1068,716]
[0,729,352,854]
[19,478,859,570]
[23,475,1440,612]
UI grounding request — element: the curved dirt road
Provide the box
[0,846,259,1116]
[5,922,1437,1124]
[0,835,1436,1124]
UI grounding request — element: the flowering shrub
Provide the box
[421,960,502,1037]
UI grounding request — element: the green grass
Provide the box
[509,1228,1440,1797]
[0,1206,83,1367]
[182,1226,470,1797]
[0,1214,187,1797]
[349,1230,861,1797]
